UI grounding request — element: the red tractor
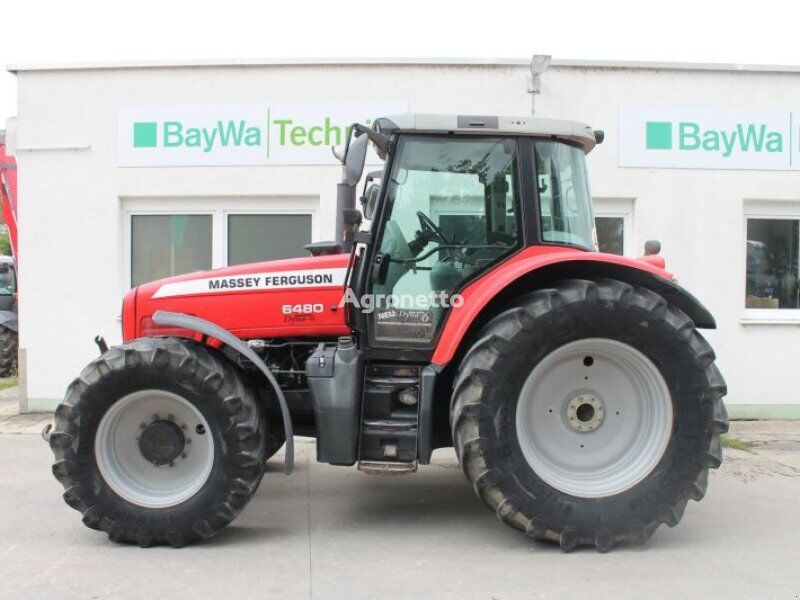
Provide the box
[48,114,727,551]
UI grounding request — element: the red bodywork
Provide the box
[431,246,669,365]
[0,141,18,260]
[125,243,673,367]
[125,254,351,342]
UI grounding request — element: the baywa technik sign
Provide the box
[619,106,800,170]
[118,102,407,167]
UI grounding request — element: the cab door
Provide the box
[364,135,524,349]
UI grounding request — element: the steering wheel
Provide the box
[416,211,449,245]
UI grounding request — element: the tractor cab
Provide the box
[342,114,600,347]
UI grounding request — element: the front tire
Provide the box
[451,278,728,551]
[49,337,267,547]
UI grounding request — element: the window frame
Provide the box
[742,201,800,324]
[364,133,526,349]
[223,209,317,267]
[122,198,319,291]
[594,198,636,257]
[124,208,217,291]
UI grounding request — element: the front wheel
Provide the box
[49,337,267,547]
[451,278,728,551]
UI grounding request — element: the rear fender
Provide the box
[432,250,715,367]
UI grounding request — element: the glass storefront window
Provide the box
[595,216,625,255]
[227,214,312,265]
[131,215,212,286]
[745,218,800,309]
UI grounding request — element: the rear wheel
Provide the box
[451,278,728,551]
[0,325,17,377]
[49,337,267,547]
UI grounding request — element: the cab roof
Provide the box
[375,113,600,153]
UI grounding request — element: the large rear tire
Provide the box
[451,278,728,551]
[0,325,17,377]
[49,337,267,547]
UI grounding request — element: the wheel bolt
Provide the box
[168,414,176,422]
[151,414,160,422]
[181,453,187,459]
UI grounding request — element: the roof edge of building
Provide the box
[7,56,800,75]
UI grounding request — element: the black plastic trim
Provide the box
[417,364,440,464]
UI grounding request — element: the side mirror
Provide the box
[344,133,369,186]
[361,184,381,220]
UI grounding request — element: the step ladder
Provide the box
[357,364,420,475]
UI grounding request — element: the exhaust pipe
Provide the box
[335,182,356,253]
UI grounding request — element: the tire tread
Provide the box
[451,278,728,551]
[49,337,267,547]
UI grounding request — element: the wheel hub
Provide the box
[515,338,673,498]
[138,419,186,466]
[95,390,214,508]
[566,393,605,433]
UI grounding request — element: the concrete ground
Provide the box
[1,386,799,599]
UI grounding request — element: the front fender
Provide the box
[152,310,295,474]
[431,247,715,367]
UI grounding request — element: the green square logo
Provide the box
[646,121,672,150]
[133,122,158,148]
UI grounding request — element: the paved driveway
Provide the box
[0,402,798,599]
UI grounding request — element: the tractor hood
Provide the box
[123,253,352,341]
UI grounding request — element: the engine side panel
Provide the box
[128,254,352,341]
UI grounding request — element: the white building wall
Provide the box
[12,61,800,413]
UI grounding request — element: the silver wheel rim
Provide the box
[95,390,214,508]
[515,338,673,498]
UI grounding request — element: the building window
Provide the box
[227,214,312,266]
[130,214,212,286]
[125,199,319,290]
[745,218,800,309]
[595,216,625,255]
